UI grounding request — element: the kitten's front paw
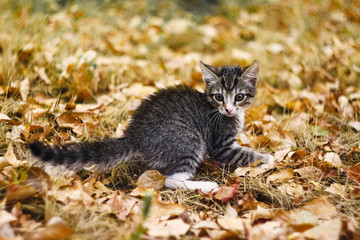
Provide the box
[260,153,275,169]
[195,181,219,193]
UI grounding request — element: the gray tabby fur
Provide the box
[29,61,274,192]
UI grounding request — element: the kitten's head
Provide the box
[199,61,259,117]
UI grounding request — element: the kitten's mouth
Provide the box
[220,110,237,117]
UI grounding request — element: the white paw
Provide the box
[261,154,275,169]
[184,181,219,193]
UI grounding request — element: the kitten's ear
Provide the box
[242,60,260,87]
[199,61,220,85]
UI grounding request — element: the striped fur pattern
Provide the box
[29,61,274,192]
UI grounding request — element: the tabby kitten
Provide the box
[30,61,274,193]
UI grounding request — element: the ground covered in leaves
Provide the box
[0,0,360,239]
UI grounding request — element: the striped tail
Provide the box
[29,138,135,171]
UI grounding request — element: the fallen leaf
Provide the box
[150,198,187,220]
[348,121,360,131]
[343,162,360,185]
[349,186,360,199]
[278,182,304,197]
[237,193,269,212]
[251,205,274,221]
[130,186,156,197]
[214,184,239,202]
[24,217,75,240]
[146,218,190,238]
[217,216,250,234]
[136,170,165,191]
[56,113,81,128]
[266,168,294,184]
[249,221,287,240]
[0,144,24,169]
[6,183,37,203]
[294,166,323,179]
[192,220,220,230]
[301,196,337,220]
[325,183,346,198]
[290,210,318,231]
[302,218,341,240]
[323,152,342,168]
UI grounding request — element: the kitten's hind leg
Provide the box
[165,172,219,193]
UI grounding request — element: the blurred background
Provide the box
[0,0,359,151]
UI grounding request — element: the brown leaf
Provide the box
[266,168,294,184]
[294,166,322,179]
[249,221,287,240]
[237,193,269,212]
[0,144,24,169]
[290,210,319,232]
[302,218,341,240]
[24,167,51,195]
[323,152,342,168]
[349,186,360,199]
[214,184,239,202]
[301,196,337,220]
[24,217,75,240]
[325,183,346,198]
[6,183,37,204]
[217,216,250,234]
[75,88,96,103]
[146,218,190,238]
[56,113,81,128]
[136,170,165,191]
[343,162,360,185]
[150,198,187,220]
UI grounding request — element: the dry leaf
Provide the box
[323,152,342,168]
[24,217,74,240]
[343,162,360,185]
[249,221,287,240]
[325,183,346,198]
[349,186,360,199]
[301,196,337,220]
[294,166,323,179]
[136,170,165,191]
[290,210,319,231]
[192,220,220,230]
[146,218,190,238]
[348,121,360,131]
[150,198,187,220]
[130,186,156,197]
[6,183,37,203]
[266,168,294,184]
[217,216,250,234]
[214,184,239,202]
[56,113,81,128]
[0,144,24,169]
[302,218,341,240]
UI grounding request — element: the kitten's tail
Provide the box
[29,138,135,171]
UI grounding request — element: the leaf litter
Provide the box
[0,0,360,239]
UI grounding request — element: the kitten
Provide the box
[29,61,274,193]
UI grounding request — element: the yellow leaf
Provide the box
[301,196,337,220]
[136,170,165,191]
[150,198,187,220]
[266,169,294,184]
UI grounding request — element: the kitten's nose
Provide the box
[225,108,233,114]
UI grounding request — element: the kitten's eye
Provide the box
[235,93,245,101]
[214,94,224,102]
